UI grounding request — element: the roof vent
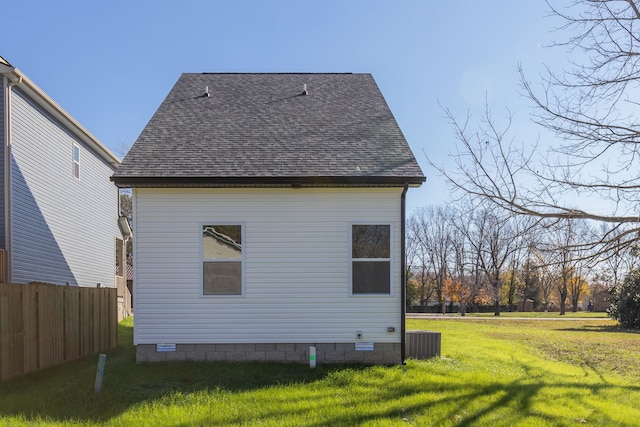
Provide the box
[204,86,210,97]
[302,83,309,96]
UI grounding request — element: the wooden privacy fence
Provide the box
[0,282,117,381]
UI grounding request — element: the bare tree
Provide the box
[415,206,453,314]
[405,217,420,310]
[568,269,588,312]
[596,222,636,289]
[543,219,591,314]
[407,214,437,310]
[114,141,133,160]
[568,225,593,312]
[555,248,571,316]
[116,140,134,264]
[503,236,537,312]
[433,0,640,252]
[536,250,558,312]
[519,245,541,312]
[448,206,488,315]
[453,206,525,316]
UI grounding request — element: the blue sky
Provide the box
[3,1,567,212]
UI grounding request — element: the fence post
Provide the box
[94,353,107,394]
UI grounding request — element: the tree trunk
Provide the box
[559,290,567,315]
[492,279,501,316]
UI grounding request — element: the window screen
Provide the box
[352,225,391,294]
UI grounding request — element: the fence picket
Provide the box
[0,285,9,381]
[22,285,38,373]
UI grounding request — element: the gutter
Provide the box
[0,59,120,169]
[3,74,24,282]
[3,76,15,282]
[110,175,426,188]
[400,182,408,364]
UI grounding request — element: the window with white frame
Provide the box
[351,224,391,294]
[202,225,243,295]
[72,144,80,179]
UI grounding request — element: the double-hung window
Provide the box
[202,225,243,295]
[351,224,391,294]
[72,144,80,179]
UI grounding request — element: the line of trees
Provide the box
[406,202,637,316]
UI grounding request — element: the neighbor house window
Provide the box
[202,225,243,295]
[351,224,391,294]
[72,144,80,179]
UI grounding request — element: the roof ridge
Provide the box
[198,72,356,75]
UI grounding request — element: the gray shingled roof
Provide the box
[112,73,425,187]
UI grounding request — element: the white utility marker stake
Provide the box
[309,346,316,368]
[94,353,107,394]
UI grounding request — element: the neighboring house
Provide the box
[112,73,425,364]
[0,56,128,291]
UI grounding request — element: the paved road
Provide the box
[406,313,612,321]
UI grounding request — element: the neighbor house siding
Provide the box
[0,79,5,250]
[8,87,120,287]
[133,187,402,345]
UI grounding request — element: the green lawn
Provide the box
[1,317,640,426]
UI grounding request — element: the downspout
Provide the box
[400,182,408,364]
[4,75,21,283]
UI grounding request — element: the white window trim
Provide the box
[200,223,246,297]
[72,143,80,180]
[349,222,394,296]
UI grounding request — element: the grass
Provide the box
[1,317,640,426]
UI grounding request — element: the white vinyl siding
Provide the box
[133,187,402,345]
[0,79,5,249]
[9,88,120,287]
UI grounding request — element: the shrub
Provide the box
[609,269,640,329]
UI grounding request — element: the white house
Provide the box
[112,73,425,364]
[0,56,128,294]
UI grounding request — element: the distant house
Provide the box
[0,56,129,295]
[112,73,425,364]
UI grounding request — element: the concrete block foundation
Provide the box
[136,342,402,365]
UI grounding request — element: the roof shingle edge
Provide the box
[110,175,426,188]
